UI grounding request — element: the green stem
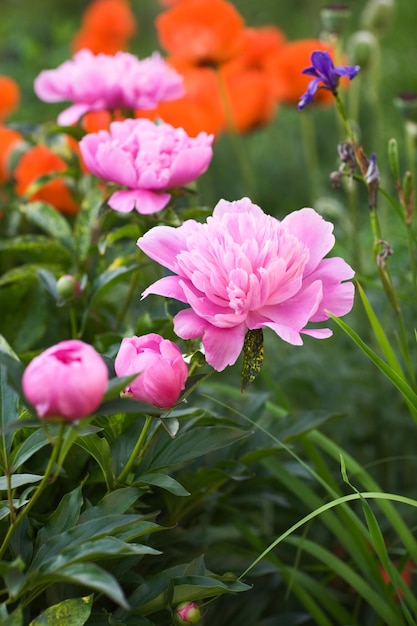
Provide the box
[116,270,139,329]
[0,422,66,560]
[214,68,256,199]
[299,111,321,201]
[69,306,78,339]
[113,414,153,487]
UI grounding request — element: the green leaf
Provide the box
[137,472,190,496]
[22,201,74,250]
[29,594,93,626]
[44,563,129,610]
[0,603,23,626]
[0,361,21,469]
[10,428,50,471]
[36,485,84,546]
[329,313,417,421]
[98,223,142,254]
[0,235,71,265]
[0,336,24,400]
[89,264,141,308]
[74,433,115,489]
[241,329,264,391]
[146,426,251,471]
[0,474,43,490]
[0,557,26,598]
[74,184,104,261]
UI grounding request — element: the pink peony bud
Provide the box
[114,334,188,409]
[22,340,109,422]
[173,602,201,626]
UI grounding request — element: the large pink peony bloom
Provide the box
[34,50,185,126]
[79,118,214,214]
[22,340,109,421]
[115,334,188,408]
[137,197,355,371]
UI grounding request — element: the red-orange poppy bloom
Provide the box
[72,0,137,54]
[0,126,24,183]
[0,76,20,123]
[265,39,345,107]
[156,0,245,66]
[136,61,224,137]
[218,63,277,133]
[14,145,79,215]
[233,26,287,71]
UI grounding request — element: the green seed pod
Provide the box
[346,30,379,70]
[361,0,395,34]
[393,93,417,123]
[388,138,400,182]
[320,5,351,35]
[403,171,413,207]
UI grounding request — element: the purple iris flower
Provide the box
[298,51,360,110]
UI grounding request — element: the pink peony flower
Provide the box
[34,50,185,126]
[79,118,214,214]
[22,340,109,421]
[114,334,188,408]
[137,197,355,371]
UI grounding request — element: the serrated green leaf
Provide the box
[22,201,74,250]
[241,329,264,391]
[29,594,93,626]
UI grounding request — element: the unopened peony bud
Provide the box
[115,334,188,409]
[56,274,81,301]
[22,340,109,422]
[173,602,201,626]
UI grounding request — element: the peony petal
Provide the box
[57,103,92,126]
[132,189,171,214]
[201,323,247,371]
[142,275,188,303]
[168,146,213,187]
[137,220,199,272]
[282,208,335,275]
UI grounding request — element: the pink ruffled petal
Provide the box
[282,208,335,275]
[142,276,188,303]
[168,146,213,187]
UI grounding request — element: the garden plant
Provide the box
[1,0,417,624]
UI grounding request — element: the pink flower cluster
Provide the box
[79,118,214,214]
[34,50,185,126]
[138,197,355,371]
[115,334,188,408]
[22,340,108,421]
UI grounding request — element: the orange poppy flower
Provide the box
[14,145,79,215]
[137,63,224,137]
[219,63,277,133]
[0,126,24,183]
[156,0,245,66]
[0,76,20,122]
[232,26,287,72]
[266,39,343,107]
[72,0,137,54]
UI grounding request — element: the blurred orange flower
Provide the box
[72,0,137,55]
[156,0,245,66]
[0,126,24,183]
[0,76,21,122]
[265,39,345,107]
[380,561,414,600]
[14,145,79,215]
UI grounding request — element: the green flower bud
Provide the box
[56,275,81,301]
[173,602,201,626]
[346,30,379,70]
[388,138,400,182]
[361,0,395,35]
[403,171,413,208]
[394,92,417,123]
[321,5,352,35]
